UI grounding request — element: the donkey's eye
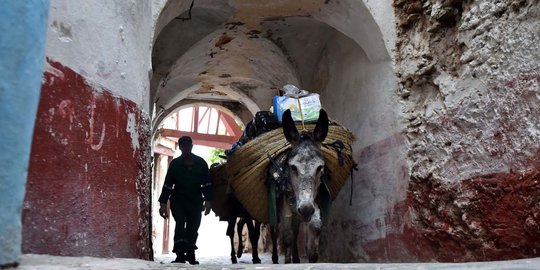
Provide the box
[317,166,324,172]
[291,165,298,173]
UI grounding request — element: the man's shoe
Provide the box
[171,252,186,263]
[186,250,199,265]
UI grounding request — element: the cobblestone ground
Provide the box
[9,254,540,270]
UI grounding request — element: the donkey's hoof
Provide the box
[272,256,279,264]
[231,257,237,264]
[252,258,261,264]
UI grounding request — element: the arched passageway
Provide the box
[21,0,402,262]
[150,0,401,263]
[14,0,539,266]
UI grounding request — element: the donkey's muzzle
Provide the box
[298,204,315,219]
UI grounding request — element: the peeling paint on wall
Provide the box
[126,113,140,156]
[23,59,152,259]
[45,1,153,111]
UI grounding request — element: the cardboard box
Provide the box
[273,94,321,123]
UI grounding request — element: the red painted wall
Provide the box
[406,164,540,262]
[23,59,152,259]
[326,129,540,263]
[357,139,540,262]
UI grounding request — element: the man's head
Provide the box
[178,136,193,154]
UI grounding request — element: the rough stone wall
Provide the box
[395,0,540,261]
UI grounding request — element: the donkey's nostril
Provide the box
[298,204,315,217]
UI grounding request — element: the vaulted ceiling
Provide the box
[151,0,389,132]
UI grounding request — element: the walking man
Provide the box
[159,136,213,264]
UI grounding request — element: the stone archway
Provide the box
[150,0,400,263]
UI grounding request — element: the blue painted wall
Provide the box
[0,0,49,266]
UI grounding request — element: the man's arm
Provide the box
[158,161,175,218]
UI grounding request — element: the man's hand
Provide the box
[159,203,168,219]
[203,201,212,216]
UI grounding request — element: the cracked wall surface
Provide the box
[395,0,540,261]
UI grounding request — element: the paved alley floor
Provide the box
[8,254,540,270]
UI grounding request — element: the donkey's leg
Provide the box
[280,213,294,264]
[270,226,279,264]
[280,198,294,264]
[307,208,322,263]
[282,221,293,264]
[291,218,301,263]
[236,218,246,258]
[307,228,321,263]
[246,219,261,264]
[226,217,237,264]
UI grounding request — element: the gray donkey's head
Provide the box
[282,109,329,221]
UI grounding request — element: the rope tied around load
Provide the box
[323,140,346,167]
[349,162,359,206]
[266,152,288,193]
[323,139,359,206]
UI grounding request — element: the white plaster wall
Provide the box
[151,0,189,42]
[151,0,170,35]
[318,28,401,151]
[151,154,175,256]
[362,0,397,59]
[316,19,404,263]
[314,0,393,63]
[46,0,153,111]
[321,50,401,147]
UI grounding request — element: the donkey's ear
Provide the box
[282,109,299,144]
[313,109,329,143]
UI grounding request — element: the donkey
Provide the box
[270,108,329,263]
[210,162,262,264]
[225,192,262,264]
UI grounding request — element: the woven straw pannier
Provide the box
[218,122,355,223]
[209,163,230,221]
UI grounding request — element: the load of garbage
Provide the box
[211,84,355,223]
